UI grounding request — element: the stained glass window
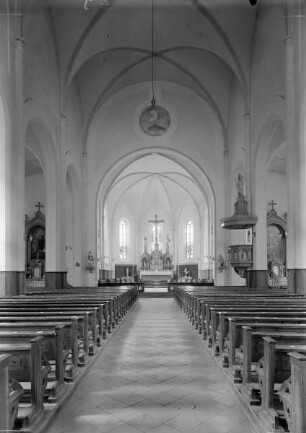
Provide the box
[119,219,127,259]
[186,220,194,259]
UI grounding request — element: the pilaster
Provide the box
[284,2,306,293]
[2,3,26,296]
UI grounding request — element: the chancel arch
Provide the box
[25,118,64,290]
[266,141,288,288]
[97,150,216,284]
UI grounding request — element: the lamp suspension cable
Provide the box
[150,0,156,109]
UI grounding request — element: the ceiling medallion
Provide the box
[139,98,171,137]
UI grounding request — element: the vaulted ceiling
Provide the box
[106,153,204,221]
[45,0,259,130]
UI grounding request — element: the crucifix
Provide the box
[35,201,44,213]
[148,214,164,249]
[268,200,277,211]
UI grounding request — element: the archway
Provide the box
[97,149,216,284]
[266,138,287,288]
[25,118,61,290]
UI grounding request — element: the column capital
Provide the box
[59,114,67,126]
[284,34,294,44]
[15,37,25,47]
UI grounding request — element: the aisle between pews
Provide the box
[45,298,255,433]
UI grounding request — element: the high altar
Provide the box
[139,215,173,281]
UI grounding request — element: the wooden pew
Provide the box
[235,327,306,390]
[0,353,24,432]
[0,325,68,403]
[224,317,306,368]
[0,319,79,379]
[0,313,93,364]
[256,338,306,433]
[197,297,306,336]
[193,295,303,328]
[0,306,101,349]
[28,297,114,331]
[176,291,302,333]
[174,288,299,323]
[0,286,137,431]
[21,286,138,327]
[208,307,306,347]
[278,351,306,433]
[0,301,107,340]
[0,337,50,430]
[173,286,306,433]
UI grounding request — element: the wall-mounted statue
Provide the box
[235,174,245,197]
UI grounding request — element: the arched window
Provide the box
[119,219,127,260]
[186,220,194,259]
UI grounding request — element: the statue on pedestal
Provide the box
[234,174,248,215]
[235,174,245,197]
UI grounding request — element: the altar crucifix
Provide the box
[268,200,277,211]
[148,214,164,251]
[35,201,44,214]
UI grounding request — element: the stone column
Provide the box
[285,2,306,294]
[248,194,268,288]
[82,150,98,286]
[45,114,67,290]
[2,4,26,296]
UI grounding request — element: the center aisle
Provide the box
[46,299,255,433]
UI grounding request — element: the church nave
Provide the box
[45,298,254,433]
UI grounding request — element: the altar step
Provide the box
[139,284,173,297]
[142,280,169,288]
[139,291,173,298]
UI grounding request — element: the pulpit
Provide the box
[227,245,253,278]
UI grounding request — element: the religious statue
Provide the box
[143,236,148,253]
[235,174,244,197]
[87,251,95,272]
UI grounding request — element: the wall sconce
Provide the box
[217,254,226,272]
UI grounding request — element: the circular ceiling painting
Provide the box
[139,103,171,136]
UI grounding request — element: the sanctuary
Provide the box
[139,215,173,282]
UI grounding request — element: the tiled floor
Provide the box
[46,298,255,433]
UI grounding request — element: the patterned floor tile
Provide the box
[46,299,255,433]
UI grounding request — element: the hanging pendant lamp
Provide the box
[139,0,170,137]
